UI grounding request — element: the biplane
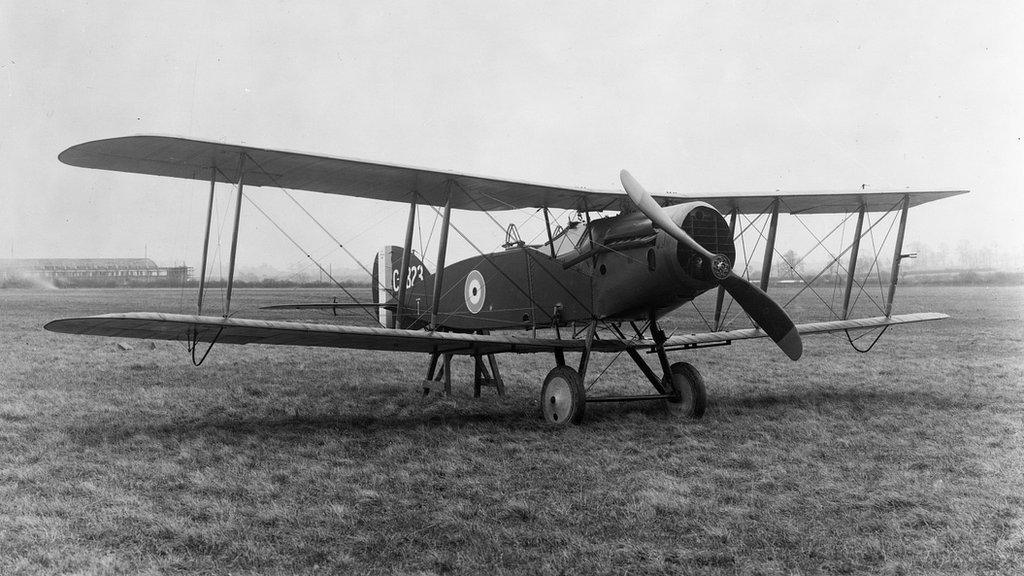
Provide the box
[45,136,967,425]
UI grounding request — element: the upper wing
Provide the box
[59,135,621,212]
[683,189,968,215]
[44,311,947,356]
[60,135,967,213]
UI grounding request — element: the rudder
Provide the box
[371,246,430,327]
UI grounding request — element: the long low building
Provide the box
[0,258,191,287]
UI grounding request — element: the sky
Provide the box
[2,1,1021,278]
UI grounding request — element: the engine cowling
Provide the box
[592,202,734,320]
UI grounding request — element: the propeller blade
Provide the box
[719,275,802,360]
[620,170,714,259]
[619,169,802,360]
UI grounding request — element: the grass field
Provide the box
[1,285,1022,575]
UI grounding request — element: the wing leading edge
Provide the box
[60,135,968,213]
[44,311,947,356]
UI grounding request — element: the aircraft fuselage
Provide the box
[380,202,735,332]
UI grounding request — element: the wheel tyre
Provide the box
[663,362,707,419]
[540,366,586,425]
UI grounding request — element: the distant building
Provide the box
[0,258,191,287]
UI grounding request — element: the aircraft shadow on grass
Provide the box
[726,388,968,412]
[62,388,966,446]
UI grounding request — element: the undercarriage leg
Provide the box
[577,321,598,381]
[422,350,451,397]
[610,322,668,394]
[442,353,452,396]
[648,311,673,379]
[472,355,507,397]
[487,354,506,396]
[473,356,486,397]
[423,350,439,395]
[624,348,669,394]
[472,332,506,397]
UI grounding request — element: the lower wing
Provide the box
[662,313,947,349]
[45,312,947,355]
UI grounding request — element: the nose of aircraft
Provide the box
[663,202,736,283]
[619,170,802,360]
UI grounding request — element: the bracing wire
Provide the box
[176,182,197,313]
[847,208,900,316]
[585,349,626,392]
[458,187,597,316]
[778,198,903,311]
[243,194,380,323]
[187,325,224,366]
[845,325,889,353]
[243,153,396,297]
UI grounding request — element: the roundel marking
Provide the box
[464,270,486,314]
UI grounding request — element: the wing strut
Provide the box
[884,194,910,317]
[841,204,866,319]
[759,198,780,292]
[543,207,557,258]
[429,183,453,329]
[395,193,418,328]
[224,153,246,317]
[197,167,217,315]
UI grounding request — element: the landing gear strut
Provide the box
[534,315,709,425]
[535,312,714,426]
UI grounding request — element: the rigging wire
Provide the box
[176,181,197,313]
[187,326,225,366]
[845,325,889,353]
[719,210,767,330]
[461,189,597,314]
[830,213,848,314]
[243,154,396,297]
[275,205,398,286]
[869,209,890,307]
[690,299,713,332]
[847,208,899,316]
[585,349,626,393]
[777,198,903,311]
[421,203,559,323]
[417,204,441,271]
[213,184,233,313]
[242,193,380,323]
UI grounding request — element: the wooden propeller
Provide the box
[620,170,802,360]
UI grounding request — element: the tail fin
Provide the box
[371,246,429,327]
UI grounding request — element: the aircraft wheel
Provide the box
[540,366,586,425]
[663,362,706,419]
